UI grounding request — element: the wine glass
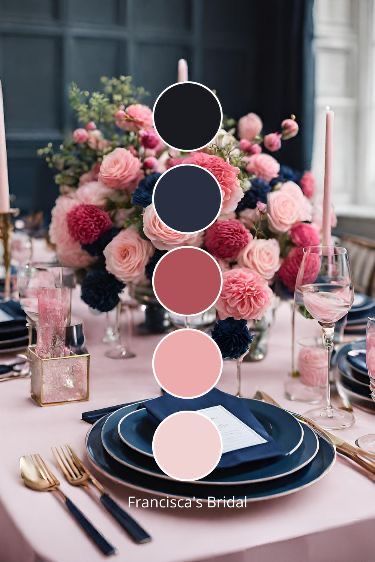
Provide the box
[295,246,355,429]
[355,317,375,452]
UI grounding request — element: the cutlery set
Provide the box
[20,446,151,556]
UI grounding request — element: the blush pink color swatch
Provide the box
[152,411,222,481]
[152,328,223,398]
[152,247,222,316]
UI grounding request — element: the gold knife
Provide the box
[254,390,375,479]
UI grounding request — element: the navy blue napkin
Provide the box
[346,351,367,374]
[144,388,283,469]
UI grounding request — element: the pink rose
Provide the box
[75,181,111,207]
[298,346,327,387]
[104,227,153,284]
[172,152,244,213]
[246,153,280,182]
[86,121,96,130]
[268,182,312,233]
[238,239,280,280]
[73,128,89,144]
[263,133,282,152]
[139,129,160,149]
[216,268,273,321]
[119,104,153,132]
[143,205,202,250]
[281,118,299,139]
[49,196,94,268]
[300,171,315,199]
[99,147,143,191]
[204,219,251,260]
[290,223,320,247]
[238,113,263,141]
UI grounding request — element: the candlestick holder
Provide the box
[0,208,19,300]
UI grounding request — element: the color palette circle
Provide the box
[152,328,223,398]
[153,82,222,152]
[152,411,222,481]
[152,165,222,234]
[152,247,222,316]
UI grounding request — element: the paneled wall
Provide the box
[0,0,254,216]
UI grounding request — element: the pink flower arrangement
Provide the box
[67,204,112,245]
[246,153,280,182]
[290,222,320,248]
[119,104,153,132]
[176,152,244,213]
[99,147,143,191]
[300,171,315,199]
[204,219,251,260]
[216,268,273,320]
[263,133,281,152]
[104,227,153,284]
[268,182,312,233]
[238,238,280,280]
[143,205,203,250]
[237,113,263,141]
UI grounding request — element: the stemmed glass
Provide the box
[295,246,355,429]
[355,317,375,452]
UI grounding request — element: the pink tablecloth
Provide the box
[0,294,374,562]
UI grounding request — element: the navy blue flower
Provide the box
[236,178,271,212]
[82,227,121,257]
[81,269,125,312]
[145,249,167,280]
[211,318,254,359]
[132,173,161,208]
[270,165,302,187]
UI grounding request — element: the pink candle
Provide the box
[322,107,334,246]
[177,59,188,82]
[0,82,10,213]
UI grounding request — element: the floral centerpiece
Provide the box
[40,76,326,325]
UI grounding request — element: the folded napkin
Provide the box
[346,351,367,374]
[144,389,283,469]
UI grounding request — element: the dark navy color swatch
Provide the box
[153,82,222,151]
[153,165,222,233]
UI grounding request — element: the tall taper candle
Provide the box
[0,82,10,213]
[322,107,334,246]
[177,59,188,82]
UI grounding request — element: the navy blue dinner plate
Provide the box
[338,356,371,399]
[336,341,369,385]
[101,400,310,485]
[86,415,335,502]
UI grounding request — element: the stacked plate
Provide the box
[344,293,375,337]
[336,341,375,413]
[0,300,28,354]
[86,398,336,502]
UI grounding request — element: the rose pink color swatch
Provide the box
[152,411,222,481]
[152,328,223,398]
[153,247,222,315]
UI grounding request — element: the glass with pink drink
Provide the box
[355,318,375,452]
[295,246,355,429]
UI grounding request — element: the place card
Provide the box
[198,405,267,453]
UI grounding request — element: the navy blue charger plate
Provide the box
[86,414,335,502]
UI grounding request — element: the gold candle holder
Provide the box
[29,346,90,407]
[0,208,18,300]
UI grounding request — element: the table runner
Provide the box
[0,293,374,562]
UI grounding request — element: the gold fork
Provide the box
[52,445,151,544]
[254,391,375,479]
[20,454,116,556]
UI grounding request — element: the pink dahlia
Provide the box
[205,219,251,260]
[173,152,244,213]
[290,223,320,248]
[67,204,112,245]
[216,268,273,321]
[237,113,263,141]
[300,171,315,199]
[278,248,320,293]
[246,153,280,182]
[49,196,94,268]
[99,147,143,191]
